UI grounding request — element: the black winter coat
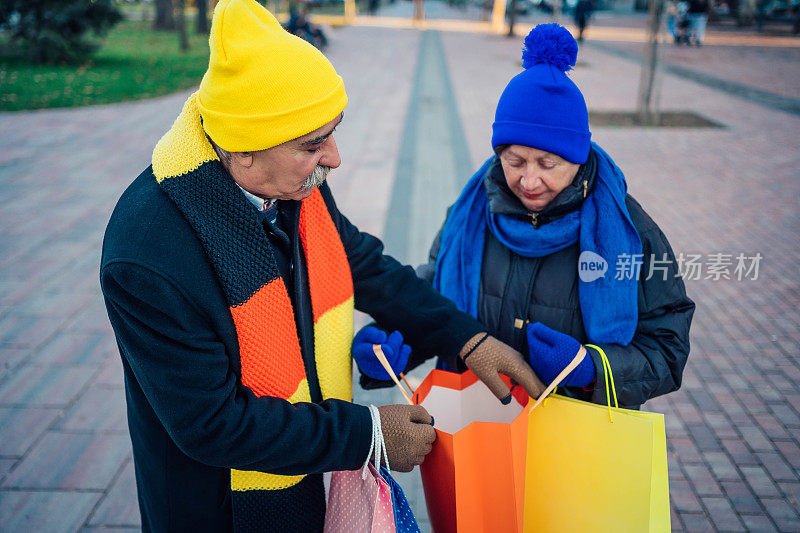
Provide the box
[100,169,486,532]
[414,153,695,409]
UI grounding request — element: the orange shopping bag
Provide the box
[412,370,531,533]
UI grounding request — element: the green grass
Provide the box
[0,21,210,111]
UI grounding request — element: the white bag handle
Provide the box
[361,404,390,478]
[528,348,587,412]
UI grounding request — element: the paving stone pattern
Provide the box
[1,6,799,531]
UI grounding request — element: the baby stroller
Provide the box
[674,1,691,45]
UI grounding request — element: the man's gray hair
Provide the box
[208,136,232,167]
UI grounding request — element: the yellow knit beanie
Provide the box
[197,0,347,152]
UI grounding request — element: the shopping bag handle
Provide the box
[529,347,586,411]
[529,344,620,423]
[372,345,415,405]
[362,404,391,477]
[586,344,619,418]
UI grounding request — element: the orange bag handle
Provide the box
[372,344,415,405]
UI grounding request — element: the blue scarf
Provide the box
[433,143,641,345]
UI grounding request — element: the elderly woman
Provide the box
[355,25,694,408]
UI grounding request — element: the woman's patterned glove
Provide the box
[526,322,596,387]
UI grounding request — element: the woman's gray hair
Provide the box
[207,136,232,167]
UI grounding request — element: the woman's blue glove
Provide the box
[352,326,412,380]
[526,322,596,388]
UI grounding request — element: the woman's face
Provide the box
[500,145,580,213]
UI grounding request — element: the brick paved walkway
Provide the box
[1,4,799,531]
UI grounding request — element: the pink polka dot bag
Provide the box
[324,405,397,533]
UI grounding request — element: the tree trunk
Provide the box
[636,0,664,124]
[196,0,209,34]
[177,0,189,51]
[414,0,424,21]
[737,0,757,26]
[153,0,175,31]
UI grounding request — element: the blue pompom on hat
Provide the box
[492,24,591,164]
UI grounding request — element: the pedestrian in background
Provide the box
[573,0,594,43]
[687,0,708,45]
[285,3,328,48]
[667,0,679,41]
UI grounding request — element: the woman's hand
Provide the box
[526,322,596,387]
[352,326,411,380]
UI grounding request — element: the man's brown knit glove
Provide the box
[460,333,545,404]
[377,404,436,472]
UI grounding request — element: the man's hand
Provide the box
[526,322,596,388]
[377,404,436,472]
[460,333,545,404]
[352,326,411,380]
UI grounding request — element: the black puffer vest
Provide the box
[478,152,597,360]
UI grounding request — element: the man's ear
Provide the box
[232,151,254,168]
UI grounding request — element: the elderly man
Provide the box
[101,0,543,531]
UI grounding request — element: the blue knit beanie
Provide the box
[492,24,591,164]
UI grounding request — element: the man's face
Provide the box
[232,115,343,201]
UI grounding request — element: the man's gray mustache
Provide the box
[302,165,331,191]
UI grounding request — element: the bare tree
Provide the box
[153,0,175,31]
[637,0,665,124]
[414,0,425,21]
[176,0,189,51]
[197,0,209,34]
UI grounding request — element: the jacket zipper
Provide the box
[515,259,541,353]
[291,205,324,404]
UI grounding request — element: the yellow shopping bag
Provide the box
[523,345,670,533]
